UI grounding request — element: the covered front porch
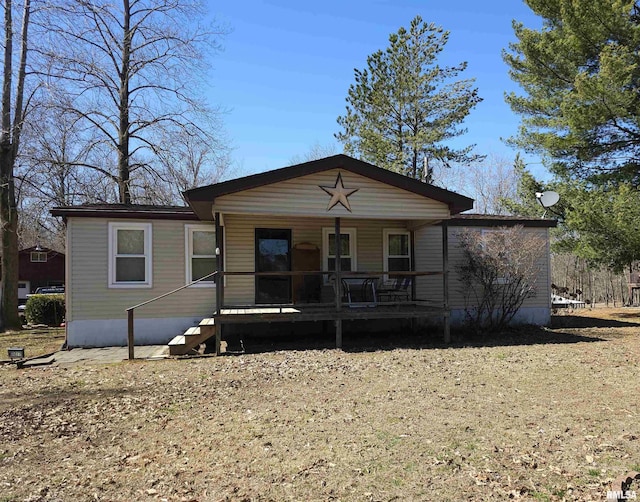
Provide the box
[183,155,474,352]
[210,215,453,351]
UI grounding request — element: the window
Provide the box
[322,228,356,280]
[30,251,47,262]
[384,229,411,278]
[185,224,216,286]
[108,222,152,288]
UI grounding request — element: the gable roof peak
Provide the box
[184,154,474,219]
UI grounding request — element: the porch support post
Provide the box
[215,322,222,357]
[410,229,416,333]
[335,216,342,349]
[127,308,134,360]
[215,212,223,314]
[215,212,223,355]
[410,229,416,301]
[442,221,450,343]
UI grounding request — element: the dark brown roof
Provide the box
[447,213,557,228]
[49,203,556,229]
[50,204,199,221]
[184,154,474,220]
[20,246,65,256]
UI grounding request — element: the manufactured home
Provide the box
[51,155,555,354]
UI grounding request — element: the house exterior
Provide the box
[51,155,556,350]
[19,246,65,290]
[2,246,65,302]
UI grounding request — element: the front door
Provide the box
[255,228,292,304]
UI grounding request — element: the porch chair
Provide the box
[329,276,352,305]
[378,276,412,302]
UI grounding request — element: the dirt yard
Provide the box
[0,308,639,501]
[0,327,65,363]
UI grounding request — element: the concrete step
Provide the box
[168,323,217,356]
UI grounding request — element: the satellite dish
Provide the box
[535,191,560,208]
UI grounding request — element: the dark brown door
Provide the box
[255,228,291,304]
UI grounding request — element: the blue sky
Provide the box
[210,0,545,178]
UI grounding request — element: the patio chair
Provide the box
[395,276,411,301]
[378,276,411,302]
[329,276,352,305]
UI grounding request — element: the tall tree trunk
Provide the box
[411,148,418,179]
[118,0,131,204]
[0,0,28,330]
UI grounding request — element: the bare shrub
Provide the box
[456,225,547,333]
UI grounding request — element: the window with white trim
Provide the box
[322,228,356,281]
[185,224,216,286]
[108,222,152,288]
[30,251,47,262]
[383,229,411,278]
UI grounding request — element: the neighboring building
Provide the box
[11,246,65,302]
[51,155,556,350]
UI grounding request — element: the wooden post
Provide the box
[410,230,416,301]
[335,217,342,349]
[442,222,450,343]
[127,309,134,360]
[215,212,223,314]
[215,212,224,355]
[410,229,416,333]
[215,322,222,356]
[335,217,341,311]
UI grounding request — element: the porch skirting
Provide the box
[66,316,205,348]
[449,307,552,327]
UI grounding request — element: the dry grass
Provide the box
[0,327,65,362]
[1,307,639,501]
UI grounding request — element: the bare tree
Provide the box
[289,141,338,165]
[1,0,33,329]
[433,153,518,214]
[42,0,228,203]
[133,125,232,205]
[456,226,546,333]
[16,105,113,247]
[550,253,633,307]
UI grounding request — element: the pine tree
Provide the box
[336,16,482,181]
[504,0,640,184]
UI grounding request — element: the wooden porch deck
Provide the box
[215,302,447,324]
[211,302,449,353]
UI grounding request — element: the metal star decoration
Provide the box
[319,172,359,212]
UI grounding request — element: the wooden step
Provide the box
[168,322,217,356]
[168,335,185,346]
[199,318,216,338]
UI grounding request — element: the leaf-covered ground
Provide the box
[0,328,65,363]
[0,308,639,501]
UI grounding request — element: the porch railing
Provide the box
[125,269,448,360]
[218,269,444,307]
[125,270,218,360]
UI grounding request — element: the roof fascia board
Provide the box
[184,154,474,214]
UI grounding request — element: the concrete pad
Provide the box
[21,345,169,368]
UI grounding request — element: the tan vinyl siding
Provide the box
[223,214,399,305]
[214,169,450,220]
[414,225,551,309]
[414,225,445,304]
[68,218,215,321]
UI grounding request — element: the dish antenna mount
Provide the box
[535,191,560,218]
